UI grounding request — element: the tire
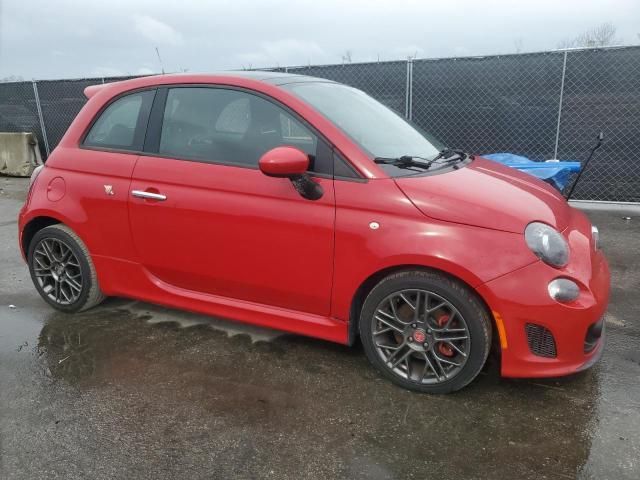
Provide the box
[27,224,106,313]
[359,270,491,394]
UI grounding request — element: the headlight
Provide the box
[524,222,569,268]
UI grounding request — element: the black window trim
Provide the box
[333,150,364,181]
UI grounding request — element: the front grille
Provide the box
[525,323,557,358]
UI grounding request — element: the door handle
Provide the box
[131,190,167,201]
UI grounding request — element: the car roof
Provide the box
[161,71,333,85]
[214,70,335,85]
[83,71,334,99]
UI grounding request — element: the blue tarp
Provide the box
[483,153,581,191]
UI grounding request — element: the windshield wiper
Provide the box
[430,148,470,162]
[374,155,434,170]
[374,149,472,171]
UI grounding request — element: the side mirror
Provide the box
[259,146,309,177]
[259,146,323,200]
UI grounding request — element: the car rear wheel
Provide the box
[359,270,491,393]
[28,224,105,313]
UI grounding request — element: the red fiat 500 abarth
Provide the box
[18,73,610,393]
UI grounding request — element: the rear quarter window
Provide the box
[83,90,155,151]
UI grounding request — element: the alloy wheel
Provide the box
[32,238,84,306]
[372,289,471,384]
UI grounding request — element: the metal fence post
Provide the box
[405,59,413,120]
[553,50,568,159]
[32,80,51,157]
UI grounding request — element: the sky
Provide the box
[0,0,638,80]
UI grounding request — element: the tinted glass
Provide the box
[84,90,154,150]
[159,87,317,167]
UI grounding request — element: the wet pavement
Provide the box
[1,176,639,479]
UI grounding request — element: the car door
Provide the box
[128,86,335,316]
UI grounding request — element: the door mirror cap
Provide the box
[259,146,309,177]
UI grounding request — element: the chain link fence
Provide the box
[556,48,640,201]
[411,52,565,162]
[287,61,408,117]
[1,46,638,201]
[0,81,46,156]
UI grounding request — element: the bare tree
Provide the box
[406,51,419,61]
[558,22,620,49]
[514,38,524,54]
[341,50,353,64]
[0,75,24,83]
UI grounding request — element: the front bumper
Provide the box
[477,210,610,378]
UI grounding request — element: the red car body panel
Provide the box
[477,208,610,377]
[330,178,538,321]
[395,157,571,233]
[19,73,610,377]
[128,155,335,315]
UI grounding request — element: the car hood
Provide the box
[394,157,570,234]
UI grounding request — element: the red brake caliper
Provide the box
[436,314,455,357]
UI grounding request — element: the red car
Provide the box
[18,73,610,393]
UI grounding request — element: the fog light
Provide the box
[548,278,580,303]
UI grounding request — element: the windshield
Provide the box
[283,82,445,165]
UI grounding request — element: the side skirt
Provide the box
[93,255,349,344]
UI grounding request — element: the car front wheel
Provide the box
[359,270,491,394]
[28,224,105,313]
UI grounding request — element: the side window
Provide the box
[159,87,318,168]
[84,90,154,150]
